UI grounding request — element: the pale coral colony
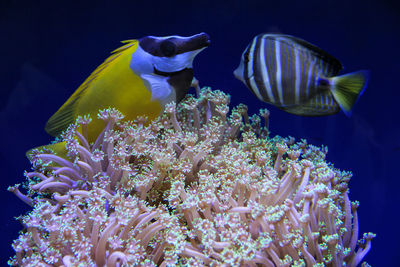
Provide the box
[9,88,374,266]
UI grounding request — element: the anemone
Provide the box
[9,88,374,266]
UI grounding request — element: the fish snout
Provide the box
[173,32,210,54]
[150,33,210,73]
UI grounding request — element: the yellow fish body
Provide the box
[29,33,210,158]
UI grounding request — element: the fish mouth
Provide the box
[187,32,211,50]
[170,32,210,54]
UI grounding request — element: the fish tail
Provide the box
[330,70,369,116]
[26,141,69,163]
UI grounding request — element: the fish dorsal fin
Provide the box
[45,40,138,137]
[267,34,343,74]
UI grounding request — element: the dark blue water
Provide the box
[1,0,398,265]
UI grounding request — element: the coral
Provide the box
[9,88,375,266]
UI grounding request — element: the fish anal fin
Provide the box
[281,91,340,116]
[44,91,82,136]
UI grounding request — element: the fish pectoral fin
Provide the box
[141,74,173,103]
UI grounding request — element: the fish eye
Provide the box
[160,40,177,57]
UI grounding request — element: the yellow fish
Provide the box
[28,33,210,159]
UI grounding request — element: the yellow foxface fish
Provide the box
[28,33,210,158]
[234,33,369,116]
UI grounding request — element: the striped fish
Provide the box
[234,34,369,116]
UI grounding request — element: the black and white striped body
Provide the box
[234,34,343,114]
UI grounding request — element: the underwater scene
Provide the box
[1,0,398,266]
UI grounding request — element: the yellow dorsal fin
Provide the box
[45,40,138,137]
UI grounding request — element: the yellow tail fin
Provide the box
[331,70,369,116]
[26,141,69,163]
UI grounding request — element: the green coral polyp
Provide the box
[9,87,374,266]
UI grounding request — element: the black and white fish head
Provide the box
[233,44,250,84]
[130,33,210,105]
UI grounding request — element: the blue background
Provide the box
[1,0,399,265]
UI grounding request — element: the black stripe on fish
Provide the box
[253,35,271,102]
[270,37,282,106]
[154,67,190,77]
[166,68,194,103]
[259,37,275,103]
[299,47,309,101]
[265,37,279,103]
[243,44,252,93]
[279,40,293,105]
[271,37,301,106]
[244,40,260,99]
[285,39,297,105]
[279,40,288,105]
[309,57,321,98]
[140,33,210,57]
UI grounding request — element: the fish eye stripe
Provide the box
[160,40,177,57]
[139,33,210,57]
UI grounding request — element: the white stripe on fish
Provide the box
[306,57,315,99]
[275,39,284,105]
[248,38,264,101]
[294,46,301,103]
[260,37,275,103]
